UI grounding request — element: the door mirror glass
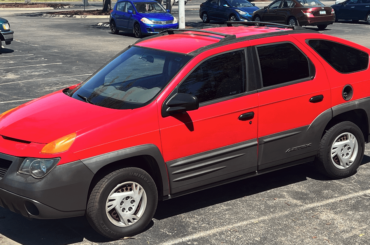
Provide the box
[166,9,170,12]
[166,93,199,114]
[223,4,230,7]
[128,9,133,14]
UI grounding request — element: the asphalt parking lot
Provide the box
[1,1,370,244]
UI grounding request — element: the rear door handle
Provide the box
[310,95,324,103]
[239,112,254,121]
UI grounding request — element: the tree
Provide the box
[103,0,111,12]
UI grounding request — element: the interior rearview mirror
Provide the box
[140,55,154,63]
[166,93,199,114]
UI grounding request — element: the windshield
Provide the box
[298,0,324,6]
[69,47,191,109]
[134,2,166,13]
[227,0,253,7]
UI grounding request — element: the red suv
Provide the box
[0,22,369,239]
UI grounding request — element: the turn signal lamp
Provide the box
[41,132,77,154]
[0,107,17,120]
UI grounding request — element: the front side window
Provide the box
[308,40,369,73]
[69,47,191,109]
[227,0,253,7]
[269,0,282,8]
[178,50,246,104]
[257,43,310,88]
[125,2,135,12]
[134,2,166,13]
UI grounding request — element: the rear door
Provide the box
[158,49,259,194]
[276,0,295,23]
[208,0,221,19]
[115,2,126,28]
[250,37,332,170]
[356,0,370,20]
[264,0,283,22]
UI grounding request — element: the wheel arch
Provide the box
[0,33,4,41]
[83,144,170,202]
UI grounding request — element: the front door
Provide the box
[159,49,258,194]
[115,2,126,28]
[250,37,332,170]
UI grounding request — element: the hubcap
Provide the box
[367,14,370,23]
[230,16,236,21]
[134,25,140,36]
[255,17,260,21]
[203,13,207,22]
[111,23,116,32]
[106,181,147,227]
[289,19,296,26]
[331,132,358,169]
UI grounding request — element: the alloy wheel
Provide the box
[203,13,208,23]
[230,15,237,21]
[254,16,260,22]
[331,132,358,169]
[106,181,147,227]
[289,18,297,26]
[367,14,370,24]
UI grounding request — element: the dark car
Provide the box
[332,0,370,24]
[252,0,335,30]
[200,0,259,22]
[0,17,14,53]
[110,0,178,38]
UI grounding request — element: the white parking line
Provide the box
[0,98,34,104]
[161,189,370,245]
[0,74,91,86]
[0,63,62,70]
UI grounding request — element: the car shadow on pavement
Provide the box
[0,48,14,54]
[1,156,369,244]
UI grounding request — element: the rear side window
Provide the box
[179,50,246,103]
[256,43,310,88]
[308,40,369,73]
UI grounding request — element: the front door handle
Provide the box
[239,112,254,121]
[310,95,324,103]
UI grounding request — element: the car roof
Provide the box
[135,24,315,55]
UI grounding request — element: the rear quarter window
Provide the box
[308,40,369,74]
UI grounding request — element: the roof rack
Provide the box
[158,28,236,42]
[226,21,305,30]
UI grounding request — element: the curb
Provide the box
[0,6,74,10]
[42,14,109,18]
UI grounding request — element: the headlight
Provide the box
[2,23,10,31]
[173,17,178,24]
[19,158,60,178]
[141,17,153,24]
[236,9,247,15]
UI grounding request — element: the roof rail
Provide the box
[226,21,305,30]
[158,28,236,42]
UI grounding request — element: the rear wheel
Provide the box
[288,17,298,26]
[202,12,210,23]
[254,16,261,21]
[110,20,119,34]
[133,23,142,38]
[229,14,237,21]
[0,40,2,53]
[367,13,370,24]
[87,167,158,239]
[317,24,327,30]
[314,121,364,179]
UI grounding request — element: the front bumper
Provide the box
[0,30,14,44]
[0,152,94,219]
[141,23,179,34]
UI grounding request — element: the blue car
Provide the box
[199,0,259,23]
[110,0,178,38]
[331,0,370,24]
[0,17,14,53]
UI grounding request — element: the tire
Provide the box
[254,16,261,21]
[110,20,119,34]
[133,23,142,38]
[86,167,158,239]
[317,24,327,30]
[229,14,237,21]
[202,12,210,23]
[314,121,364,179]
[366,13,370,24]
[288,17,298,26]
[0,40,2,54]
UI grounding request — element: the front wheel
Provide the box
[133,23,142,38]
[314,121,364,179]
[202,12,210,23]
[229,14,237,21]
[366,13,370,24]
[86,167,158,239]
[317,24,327,30]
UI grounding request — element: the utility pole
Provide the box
[178,0,185,29]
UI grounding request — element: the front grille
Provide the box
[0,158,12,178]
[152,20,173,24]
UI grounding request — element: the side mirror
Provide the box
[166,9,170,12]
[252,3,255,6]
[166,93,199,114]
[128,10,133,14]
[264,6,268,9]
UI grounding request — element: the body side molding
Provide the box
[81,144,170,197]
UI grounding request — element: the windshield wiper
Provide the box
[77,94,94,104]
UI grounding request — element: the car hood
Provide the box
[140,12,174,21]
[0,18,8,24]
[235,6,259,13]
[0,91,129,144]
